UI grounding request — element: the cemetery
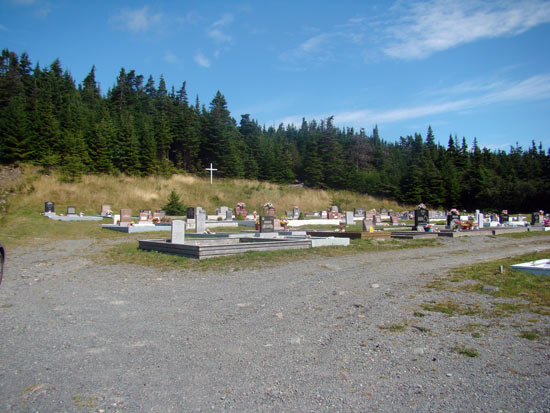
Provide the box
[38,197,550,258]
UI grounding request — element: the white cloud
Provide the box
[111,6,162,33]
[274,74,550,127]
[384,0,550,59]
[208,28,232,44]
[212,13,234,27]
[194,52,210,68]
[164,50,180,65]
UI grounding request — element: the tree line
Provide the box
[0,49,548,212]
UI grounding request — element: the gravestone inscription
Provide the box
[260,216,275,233]
[44,201,54,213]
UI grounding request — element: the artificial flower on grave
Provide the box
[263,202,274,209]
[237,202,246,208]
[255,217,260,225]
[152,217,160,224]
[280,216,288,226]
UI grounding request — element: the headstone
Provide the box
[120,209,132,226]
[263,206,276,217]
[293,207,300,219]
[171,220,186,244]
[345,211,354,225]
[285,210,293,217]
[139,211,150,223]
[235,204,248,218]
[44,201,54,213]
[226,209,232,221]
[390,215,400,225]
[531,212,541,225]
[500,210,509,224]
[328,210,339,219]
[155,210,166,219]
[153,211,163,220]
[321,210,328,218]
[354,208,365,217]
[187,207,195,219]
[447,211,460,228]
[477,213,484,228]
[414,206,429,230]
[331,205,339,213]
[100,204,111,216]
[66,206,76,215]
[362,219,373,232]
[216,206,229,215]
[381,208,387,215]
[274,218,282,230]
[195,209,206,233]
[113,214,120,225]
[260,216,275,233]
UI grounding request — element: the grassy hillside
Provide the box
[0,165,406,217]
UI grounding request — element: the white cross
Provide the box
[205,162,218,184]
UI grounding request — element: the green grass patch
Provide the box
[518,330,540,340]
[379,322,408,332]
[426,251,550,310]
[497,230,550,239]
[421,299,481,316]
[452,344,479,358]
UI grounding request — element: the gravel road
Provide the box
[1,235,549,412]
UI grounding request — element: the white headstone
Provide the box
[196,210,206,233]
[345,211,354,225]
[171,220,186,244]
[113,214,120,225]
[477,213,484,228]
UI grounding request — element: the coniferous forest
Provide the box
[0,49,548,212]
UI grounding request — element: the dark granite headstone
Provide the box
[414,207,429,230]
[187,207,195,219]
[260,216,275,232]
[531,212,541,225]
[44,201,54,213]
[500,212,509,223]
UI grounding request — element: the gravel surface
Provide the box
[1,235,549,412]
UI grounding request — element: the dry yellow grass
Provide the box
[3,165,407,215]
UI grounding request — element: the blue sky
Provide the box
[1,0,550,151]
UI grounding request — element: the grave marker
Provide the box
[100,204,111,216]
[171,220,186,244]
[196,209,206,233]
[120,209,132,226]
[67,206,76,215]
[226,209,232,221]
[187,207,195,219]
[44,201,54,213]
[414,205,429,230]
[260,216,275,233]
[345,211,354,225]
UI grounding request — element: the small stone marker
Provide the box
[100,204,111,216]
[195,209,206,233]
[345,211,354,225]
[293,207,300,219]
[171,220,186,244]
[67,206,76,215]
[226,209,232,221]
[44,201,54,213]
[120,209,132,226]
[260,216,275,232]
[155,210,166,219]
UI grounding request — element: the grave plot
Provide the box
[138,237,313,259]
[138,219,350,259]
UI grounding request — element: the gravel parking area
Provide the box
[1,235,549,412]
